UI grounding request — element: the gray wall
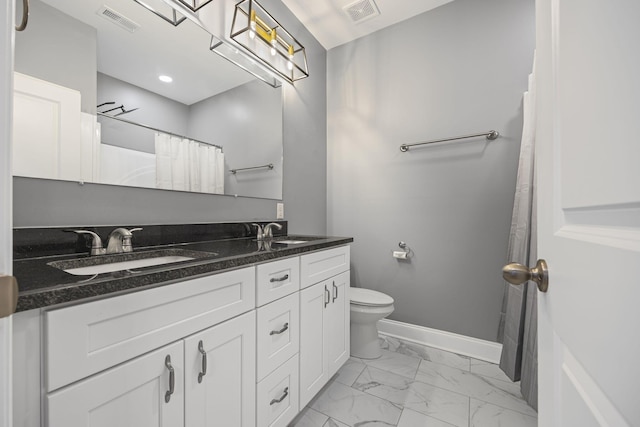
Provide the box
[327,0,535,341]
[188,80,283,199]
[13,0,327,234]
[14,0,97,113]
[98,72,191,149]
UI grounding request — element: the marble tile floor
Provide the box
[289,335,537,427]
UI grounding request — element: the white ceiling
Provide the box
[279,0,455,50]
[41,0,254,105]
[37,0,454,105]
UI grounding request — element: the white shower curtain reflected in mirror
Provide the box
[155,132,224,194]
[497,54,537,410]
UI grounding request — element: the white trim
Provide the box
[0,0,14,426]
[378,319,503,363]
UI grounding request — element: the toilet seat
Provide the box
[350,287,394,307]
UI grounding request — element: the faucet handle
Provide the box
[252,223,264,241]
[65,229,106,256]
[121,227,143,253]
[263,222,283,239]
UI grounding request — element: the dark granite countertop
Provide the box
[14,235,353,312]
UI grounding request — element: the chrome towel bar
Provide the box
[230,163,274,174]
[400,130,499,152]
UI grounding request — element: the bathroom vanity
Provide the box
[11,223,352,427]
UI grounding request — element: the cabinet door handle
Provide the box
[16,0,29,31]
[164,355,175,403]
[197,340,207,383]
[324,285,330,308]
[270,387,289,405]
[332,281,338,303]
[270,274,289,283]
[270,322,289,335]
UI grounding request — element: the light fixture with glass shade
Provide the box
[132,0,187,26]
[174,0,215,12]
[132,0,215,25]
[135,0,307,87]
[226,0,309,85]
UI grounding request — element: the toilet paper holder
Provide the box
[393,242,411,260]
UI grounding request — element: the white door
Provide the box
[184,311,256,427]
[0,1,14,427]
[536,1,640,425]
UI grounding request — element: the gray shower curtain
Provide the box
[497,61,538,410]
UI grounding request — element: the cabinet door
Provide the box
[184,311,256,427]
[299,281,329,408]
[326,271,350,377]
[47,341,183,427]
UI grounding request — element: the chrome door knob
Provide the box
[502,259,549,293]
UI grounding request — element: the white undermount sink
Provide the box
[48,248,215,276]
[63,255,195,276]
[274,240,308,244]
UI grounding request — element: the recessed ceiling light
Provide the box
[158,75,173,83]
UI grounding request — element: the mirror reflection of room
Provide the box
[13,0,283,200]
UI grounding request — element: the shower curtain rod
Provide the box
[399,130,500,152]
[97,112,224,151]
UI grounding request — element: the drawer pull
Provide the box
[324,285,330,308]
[270,322,289,335]
[197,340,207,383]
[270,387,289,405]
[164,355,175,403]
[332,281,338,303]
[270,274,289,283]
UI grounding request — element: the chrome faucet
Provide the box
[106,227,143,254]
[67,230,106,256]
[252,223,282,241]
[263,222,283,240]
[252,223,264,241]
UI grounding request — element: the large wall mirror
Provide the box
[13,0,283,200]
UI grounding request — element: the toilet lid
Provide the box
[350,287,394,306]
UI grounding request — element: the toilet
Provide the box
[349,287,395,359]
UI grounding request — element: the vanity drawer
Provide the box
[45,267,256,392]
[256,354,299,427]
[256,256,300,306]
[256,293,299,381]
[300,246,350,289]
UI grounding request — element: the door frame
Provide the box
[0,0,14,426]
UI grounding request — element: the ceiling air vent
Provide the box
[343,0,380,24]
[97,5,141,33]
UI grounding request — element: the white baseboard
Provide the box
[378,319,503,363]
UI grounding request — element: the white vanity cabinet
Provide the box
[23,245,351,427]
[299,247,350,408]
[44,267,256,427]
[45,267,256,392]
[47,311,256,427]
